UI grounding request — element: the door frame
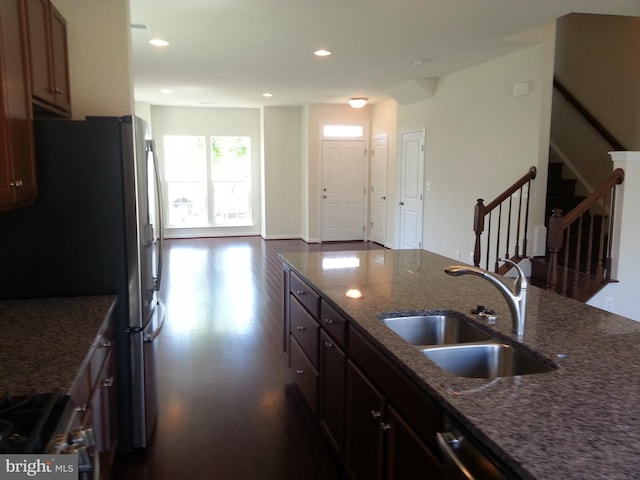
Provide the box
[318,123,369,243]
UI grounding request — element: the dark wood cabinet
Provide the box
[72,315,118,479]
[23,0,71,116]
[93,345,118,477]
[345,360,441,480]
[319,329,346,455]
[384,406,441,480]
[0,0,37,210]
[345,360,385,480]
[283,266,443,479]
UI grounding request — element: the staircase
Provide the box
[529,161,623,301]
[543,162,584,222]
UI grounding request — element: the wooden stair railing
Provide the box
[546,168,624,300]
[473,166,536,273]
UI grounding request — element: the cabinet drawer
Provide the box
[349,326,443,452]
[320,300,347,347]
[290,295,319,367]
[89,323,114,389]
[290,335,318,415]
[290,271,319,318]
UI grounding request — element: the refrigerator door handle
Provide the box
[147,139,165,292]
[144,297,166,344]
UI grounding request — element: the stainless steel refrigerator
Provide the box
[0,115,165,452]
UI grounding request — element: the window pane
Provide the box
[211,137,251,225]
[323,124,364,138]
[163,136,207,227]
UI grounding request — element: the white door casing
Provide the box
[399,130,424,249]
[321,140,366,241]
[370,135,388,246]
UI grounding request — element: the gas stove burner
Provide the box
[0,391,70,454]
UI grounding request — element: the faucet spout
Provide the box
[445,259,527,338]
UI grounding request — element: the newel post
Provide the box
[546,208,564,292]
[473,199,485,267]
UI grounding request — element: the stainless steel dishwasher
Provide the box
[437,417,508,480]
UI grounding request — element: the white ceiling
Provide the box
[129,0,640,109]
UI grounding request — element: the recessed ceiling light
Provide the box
[160,88,172,94]
[149,38,169,47]
[262,92,273,98]
[314,49,332,57]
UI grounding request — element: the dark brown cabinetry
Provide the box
[283,266,443,479]
[23,0,71,116]
[0,0,37,210]
[346,328,441,480]
[73,316,118,478]
[319,321,346,456]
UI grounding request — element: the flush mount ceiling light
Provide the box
[348,98,368,108]
[262,92,274,98]
[149,38,169,47]
[314,49,332,57]
[160,88,172,94]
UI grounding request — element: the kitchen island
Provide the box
[281,248,640,479]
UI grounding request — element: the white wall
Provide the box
[149,106,262,238]
[589,152,640,321]
[262,106,303,239]
[396,22,556,262]
[53,0,133,119]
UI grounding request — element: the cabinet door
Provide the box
[290,335,319,415]
[384,405,441,480]
[0,0,36,208]
[346,361,385,480]
[24,0,54,105]
[49,3,70,111]
[319,330,346,456]
[96,347,118,478]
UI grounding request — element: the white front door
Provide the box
[321,140,366,241]
[399,130,424,249]
[370,135,388,246]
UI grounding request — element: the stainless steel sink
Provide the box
[421,343,557,378]
[380,313,493,346]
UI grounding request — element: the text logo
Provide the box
[0,456,77,480]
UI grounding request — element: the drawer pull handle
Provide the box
[296,326,306,331]
[295,369,304,375]
[380,423,391,431]
[370,410,382,419]
[103,377,114,388]
[324,319,334,325]
[296,290,306,296]
[76,403,88,414]
[324,341,333,348]
[100,341,112,348]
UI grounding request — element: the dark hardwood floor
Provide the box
[112,236,384,480]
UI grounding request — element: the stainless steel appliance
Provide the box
[0,116,165,453]
[0,392,96,478]
[437,417,507,480]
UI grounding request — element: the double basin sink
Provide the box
[380,311,557,378]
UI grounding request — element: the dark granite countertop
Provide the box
[0,295,117,396]
[281,249,640,480]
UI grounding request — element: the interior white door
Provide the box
[321,140,366,241]
[370,135,388,246]
[399,130,424,249]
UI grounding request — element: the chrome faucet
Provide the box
[445,259,527,338]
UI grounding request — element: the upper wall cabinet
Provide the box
[0,0,38,210]
[23,0,71,116]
